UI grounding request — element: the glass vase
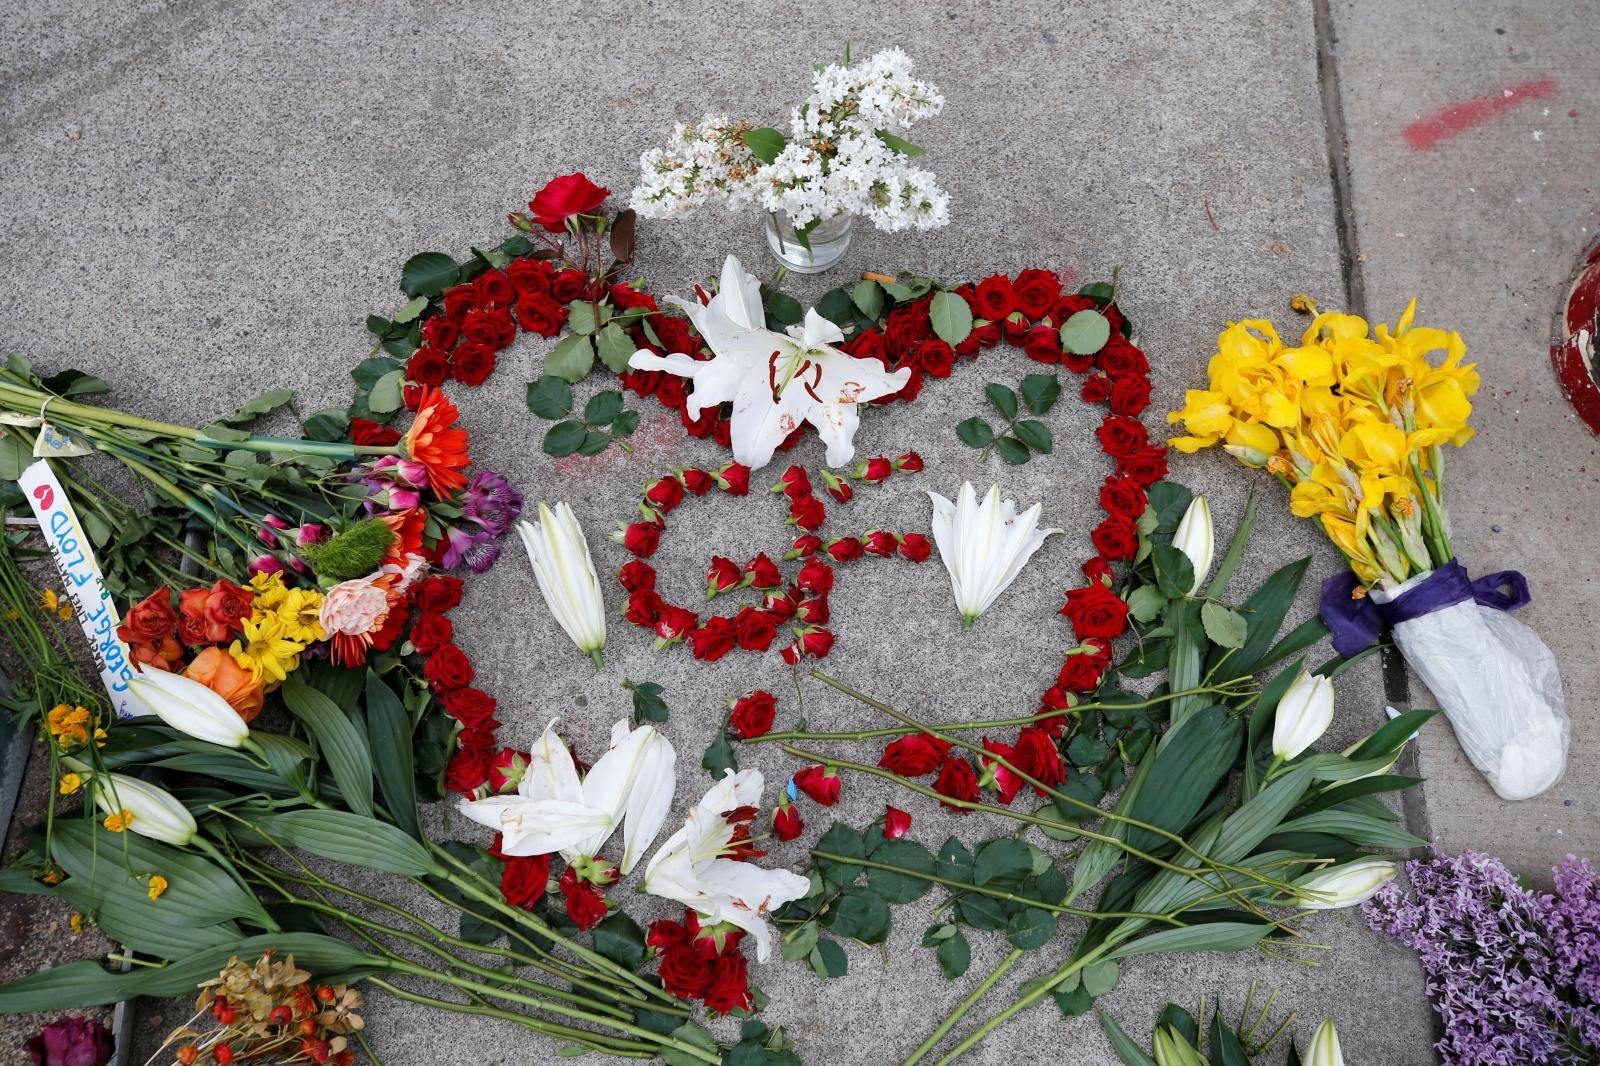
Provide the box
[764,211,854,274]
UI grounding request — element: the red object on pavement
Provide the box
[1552,235,1600,435]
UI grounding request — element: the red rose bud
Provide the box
[488,748,531,793]
[744,553,782,588]
[214,1045,235,1066]
[855,456,893,483]
[786,534,822,560]
[763,589,798,622]
[898,532,933,563]
[895,451,924,473]
[883,806,912,840]
[795,597,829,625]
[933,757,980,810]
[1013,726,1066,795]
[772,798,804,841]
[863,530,899,557]
[1081,374,1113,403]
[645,476,685,513]
[680,468,714,495]
[820,470,852,503]
[1002,310,1030,341]
[732,607,777,652]
[1082,555,1115,584]
[879,733,952,776]
[728,689,777,739]
[788,494,825,531]
[796,626,835,659]
[772,465,811,499]
[825,536,864,562]
[978,739,1025,804]
[618,559,657,593]
[705,555,745,599]
[558,866,609,930]
[795,559,834,595]
[616,520,663,558]
[715,462,751,495]
[653,604,699,646]
[793,764,841,806]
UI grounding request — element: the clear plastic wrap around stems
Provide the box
[1371,571,1570,800]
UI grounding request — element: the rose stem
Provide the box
[901,948,1023,1066]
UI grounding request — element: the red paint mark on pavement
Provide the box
[1402,77,1558,151]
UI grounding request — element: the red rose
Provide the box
[1091,515,1139,560]
[622,521,663,558]
[793,764,840,806]
[680,468,713,496]
[618,560,656,594]
[657,942,712,1000]
[973,274,1017,320]
[1013,726,1065,796]
[732,608,776,653]
[1117,445,1169,487]
[645,476,685,513]
[885,300,932,357]
[880,733,951,776]
[529,173,609,232]
[959,320,1003,356]
[859,457,893,483]
[119,589,177,644]
[705,952,753,1016]
[845,329,888,364]
[1049,293,1094,321]
[795,559,834,595]
[788,495,825,531]
[864,530,898,557]
[1096,415,1149,458]
[706,556,743,596]
[610,283,658,312]
[550,268,587,303]
[441,687,498,729]
[788,534,821,559]
[883,806,912,840]
[795,596,829,625]
[656,376,688,410]
[744,553,781,588]
[409,612,453,653]
[933,757,980,810]
[451,341,496,387]
[413,575,464,613]
[474,270,514,308]
[898,533,933,563]
[500,853,551,908]
[461,307,514,350]
[655,316,696,355]
[424,644,474,691]
[420,315,460,349]
[797,626,834,659]
[1013,268,1063,320]
[979,739,1025,803]
[1099,475,1146,520]
[728,689,777,739]
[688,617,737,662]
[915,339,956,378]
[441,284,478,324]
[514,294,567,338]
[896,451,924,473]
[1098,335,1150,378]
[1109,375,1152,416]
[654,604,698,643]
[773,465,811,499]
[1022,325,1062,364]
[624,589,662,627]
[444,740,492,793]
[826,536,863,562]
[405,347,448,386]
[764,589,798,622]
[1057,639,1113,693]
[505,258,552,297]
[772,800,804,842]
[1060,582,1130,640]
[716,463,750,496]
[1083,555,1115,584]
[350,417,401,447]
[1081,374,1112,403]
[199,580,252,639]
[558,867,609,930]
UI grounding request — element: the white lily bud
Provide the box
[127,668,249,748]
[1272,670,1335,760]
[89,772,197,846]
[927,483,1061,627]
[1306,1019,1345,1066]
[1296,858,1397,910]
[1152,1027,1208,1066]
[1172,495,1214,594]
[518,502,608,667]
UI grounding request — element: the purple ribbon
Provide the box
[1319,560,1532,658]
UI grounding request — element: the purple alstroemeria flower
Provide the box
[26,1015,114,1066]
[441,523,503,574]
[461,468,524,537]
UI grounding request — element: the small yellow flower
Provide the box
[147,875,169,900]
[46,704,93,749]
[102,809,134,833]
[58,772,82,795]
[40,866,62,886]
[274,587,326,645]
[249,570,289,611]
[1290,293,1318,314]
[229,615,305,685]
[69,913,84,934]
[38,589,73,620]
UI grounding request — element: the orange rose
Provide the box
[182,647,264,723]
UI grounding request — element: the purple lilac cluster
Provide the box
[1364,850,1600,1065]
[442,468,523,573]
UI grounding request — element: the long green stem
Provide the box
[903,949,1023,1066]
[931,942,1121,1065]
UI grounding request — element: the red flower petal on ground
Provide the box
[883,806,912,840]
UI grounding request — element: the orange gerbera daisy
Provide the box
[377,507,426,566]
[404,386,470,496]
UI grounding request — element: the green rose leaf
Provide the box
[630,681,669,724]
[1061,309,1112,356]
[1125,584,1167,623]
[367,368,406,414]
[393,295,429,325]
[542,420,588,457]
[578,431,611,457]
[741,127,787,164]
[995,436,1032,465]
[593,913,647,969]
[612,408,641,436]
[973,838,1033,887]
[984,383,1019,420]
[851,280,885,320]
[809,937,848,979]
[817,288,855,327]
[585,390,624,426]
[545,334,596,383]
[400,251,460,298]
[596,323,637,374]
[935,929,970,979]
[1020,372,1062,414]
[1005,907,1058,951]
[956,417,994,448]
[930,290,974,346]
[1014,420,1053,454]
[701,726,738,778]
[1082,958,1121,997]
[1201,600,1249,649]
[526,376,574,419]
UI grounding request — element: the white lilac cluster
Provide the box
[629,48,950,234]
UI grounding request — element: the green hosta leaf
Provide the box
[248,809,434,875]
[864,839,935,903]
[280,679,373,817]
[364,671,419,840]
[1020,373,1061,414]
[741,128,787,164]
[930,290,974,346]
[995,437,1031,465]
[956,417,994,448]
[984,383,1019,420]
[1006,907,1058,950]
[584,390,624,426]
[400,251,459,298]
[851,280,885,320]
[526,376,574,419]
[367,368,405,414]
[1201,600,1248,648]
[1014,420,1053,453]
[935,928,970,978]
[1061,309,1111,355]
[543,421,588,457]
[874,130,927,156]
[544,334,596,383]
[596,323,636,374]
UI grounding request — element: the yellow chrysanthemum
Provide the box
[147,875,169,901]
[274,587,326,645]
[249,570,289,612]
[103,809,134,833]
[228,616,304,685]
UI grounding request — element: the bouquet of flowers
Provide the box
[1166,300,1569,800]
[629,47,950,240]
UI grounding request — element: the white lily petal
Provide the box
[928,482,1061,625]
[729,364,815,471]
[457,796,611,857]
[690,858,814,962]
[577,720,677,860]
[715,254,765,329]
[799,307,846,348]
[620,728,677,875]
[522,719,586,803]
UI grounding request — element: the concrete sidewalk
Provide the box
[1,0,1596,1062]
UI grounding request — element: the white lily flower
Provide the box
[1306,1019,1345,1066]
[1172,494,1214,594]
[1272,670,1336,761]
[86,771,197,846]
[927,482,1061,627]
[458,719,675,870]
[518,502,607,668]
[628,255,910,471]
[127,668,249,748]
[1294,858,1397,910]
[642,769,811,962]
